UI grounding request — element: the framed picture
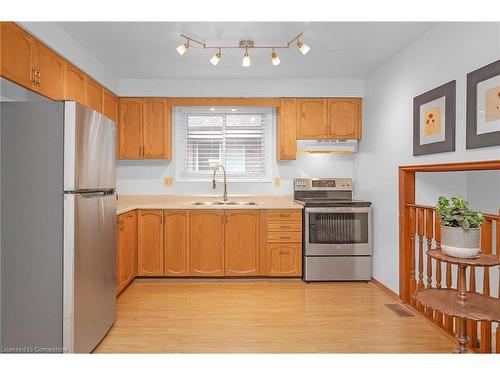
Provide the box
[413,80,456,156]
[466,59,500,149]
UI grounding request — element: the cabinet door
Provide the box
[277,98,297,160]
[85,77,103,113]
[137,210,164,276]
[116,211,137,293]
[102,88,118,123]
[34,41,64,99]
[190,210,224,276]
[297,98,328,140]
[64,63,86,104]
[225,210,259,276]
[143,98,168,159]
[164,210,190,276]
[118,98,143,159]
[0,22,35,89]
[328,98,361,140]
[268,243,302,276]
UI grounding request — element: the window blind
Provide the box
[175,107,272,181]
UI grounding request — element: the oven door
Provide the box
[304,206,372,256]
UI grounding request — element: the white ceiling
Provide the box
[56,22,435,79]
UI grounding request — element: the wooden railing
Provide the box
[404,203,500,353]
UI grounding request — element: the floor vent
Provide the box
[384,304,414,317]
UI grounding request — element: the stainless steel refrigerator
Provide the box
[1,78,116,353]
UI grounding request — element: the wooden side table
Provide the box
[414,249,500,353]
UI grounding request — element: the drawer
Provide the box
[267,243,302,276]
[267,222,302,232]
[267,232,302,243]
[267,210,302,221]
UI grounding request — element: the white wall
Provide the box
[118,78,364,97]
[18,22,119,93]
[355,22,500,293]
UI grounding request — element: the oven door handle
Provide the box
[305,207,372,214]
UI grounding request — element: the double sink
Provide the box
[193,201,257,206]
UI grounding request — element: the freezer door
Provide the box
[64,101,116,191]
[63,192,116,353]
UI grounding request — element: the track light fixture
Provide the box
[176,39,189,56]
[176,32,309,67]
[210,48,222,66]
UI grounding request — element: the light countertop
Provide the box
[116,195,303,215]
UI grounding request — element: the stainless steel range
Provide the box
[294,178,372,281]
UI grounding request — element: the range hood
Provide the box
[297,139,358,154]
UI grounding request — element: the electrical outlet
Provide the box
[163,177,173,186]
[274,177,281,187]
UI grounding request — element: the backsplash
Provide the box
[116,153,354,195]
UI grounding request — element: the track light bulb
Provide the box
[242,51,251,67]
[210,50,221,66]
[271,51,280,66]
[176,41,189,56]
[297,41,310,55]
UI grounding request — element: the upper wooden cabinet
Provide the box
[118,98,143,159]
[277,98,297,160]
[116,210,137,294]
[190,210,225,276]
[164,210,190,276]
[34,40,64,99]
[137,210,164,276]
[102,88,118,123]
[0,22,35,90]
[328,98,362,139]
[118,98,171,160]
[225,210,260,276]
[85,77,103,113]
[64,63,87,104]
[297,99,328,139]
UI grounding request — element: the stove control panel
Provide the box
[294,178,352,191]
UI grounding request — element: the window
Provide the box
[174,106,273,181]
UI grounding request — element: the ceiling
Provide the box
[56,22,435,79]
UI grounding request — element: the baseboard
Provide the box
[370,277,401,302]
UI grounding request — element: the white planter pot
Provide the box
[440,225,480,258]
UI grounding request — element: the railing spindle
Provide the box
[409,207,417,306]
[425,209,434,317]
[417,208,424,312]
[444,262,454,333]
[433,217,443,326]
[467,266,478,349]
[480,220,493,353]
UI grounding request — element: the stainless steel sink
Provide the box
[193,201,257,206]
[193,201,225,206]
[225,201,257,206]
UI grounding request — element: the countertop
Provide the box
[116,195,303,215]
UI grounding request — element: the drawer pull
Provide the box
[279,236,290,239]
[279,214,289,218]
[279,251,290,255]
[280,225,290,229]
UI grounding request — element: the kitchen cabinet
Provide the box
[164,210,190,276]
[116,210,137,294]
[64,63,87,104]
[137,210,164,276]
[328,98,362,140]
[118,98,143,159]
[34,40,64,100]
[190,210,225,276]
[85,77,103,113]
[266,209,302,276]
[102,88,118,123]
[118,98,171,160]
[268,243,302,276]
[277,98,297,160]
[225,210,260,276]
[0,22,35,90]
[297,98,328,139]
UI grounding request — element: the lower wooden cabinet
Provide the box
[225,210,260,276]
[116,210,137,294]
[164,210,190,276]
[267,243,302,276]
[190,210,225,276]
[137,210,164,276]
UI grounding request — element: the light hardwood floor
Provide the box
[94,279,456,353]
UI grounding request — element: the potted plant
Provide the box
[435,196,485,258]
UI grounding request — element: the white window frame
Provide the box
[173,106,274,183]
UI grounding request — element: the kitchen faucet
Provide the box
[212,164,228,202]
